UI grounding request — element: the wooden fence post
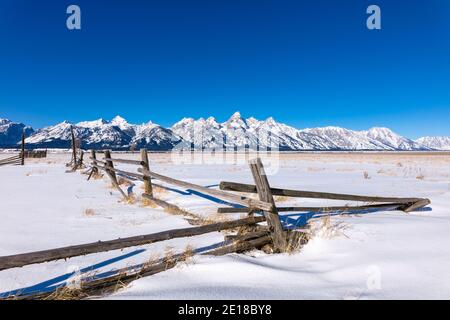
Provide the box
[249,157,287,252]
[91,150,98,174]
[104,150,118,185]
[70,126,77,167]
[140,148,153,196]
[87,149,98,180]
[21,130,25,166]
[103,150,127,198]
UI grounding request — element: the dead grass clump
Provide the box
[163,247,175,268]
[416,173,425,180]
[363,171,371,179]
[274,195,290,202]
[117,177,133,187]
[91,172,104,180]
[178,244,196,266]
[153,185,168,196]
[285,230,309,254]
[140,197,159,208]
[83,208,96,216]
[43,286,88,300]
[123,194,137,205]
[199,213,232,226]
[309,215,349,240]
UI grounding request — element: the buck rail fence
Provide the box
[0,148,431,300]
[0,131,27,167]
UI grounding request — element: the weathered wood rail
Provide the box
[0,131,27,167]
[219,181,430,213]
[0,216,265,271]
[5,233,272,300]
[0,154,22,167]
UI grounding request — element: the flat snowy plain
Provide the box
[0,151,449,299]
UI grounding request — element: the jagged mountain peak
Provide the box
[0,118,12,125]
[229,111,242,120]
[111,115,129,125]
[77,118,108,128]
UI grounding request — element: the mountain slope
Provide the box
[25,116,182,150]
[415,136,450,151]
[0,119,34,148]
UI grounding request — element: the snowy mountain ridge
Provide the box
[0,113,449,150]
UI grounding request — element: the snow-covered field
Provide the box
[0,152,449,299]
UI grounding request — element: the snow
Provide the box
[415,136,450,151]
[0,152,449,299]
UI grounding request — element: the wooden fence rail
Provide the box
[219,181,430,213]
[0,216,265,271]
[0,155,22,167]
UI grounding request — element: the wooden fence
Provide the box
[0,148,431,299]
[0,132,26,167]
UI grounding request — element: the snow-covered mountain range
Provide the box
[0,119,34,148]
[1,113,449,151]
[24,116,182,150]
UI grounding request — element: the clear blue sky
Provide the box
[0,0,449,138]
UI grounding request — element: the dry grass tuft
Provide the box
[123,194,137,205]
[83,208,96,216]
[153,185,168,196]
[416,173,425,180]
[140,197,159,208]
[42,286,88,301]
[91,172,104,180]
[309,215,348,240]
[274,195,290,203]
[198,212,232,226]
[285,230,309,254]
[117,177,133,187]
[178,244,196,266]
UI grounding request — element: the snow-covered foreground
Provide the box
[0,152,449,299]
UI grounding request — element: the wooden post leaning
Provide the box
[87,149,98,180]
[102,150,127,199]
[249,158,287,252]
[103,150,117,185]
[140,148,153,196]
[20,130,25,166]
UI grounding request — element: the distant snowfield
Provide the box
[0,152,449,299]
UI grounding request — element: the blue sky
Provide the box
[0,0,449,138]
